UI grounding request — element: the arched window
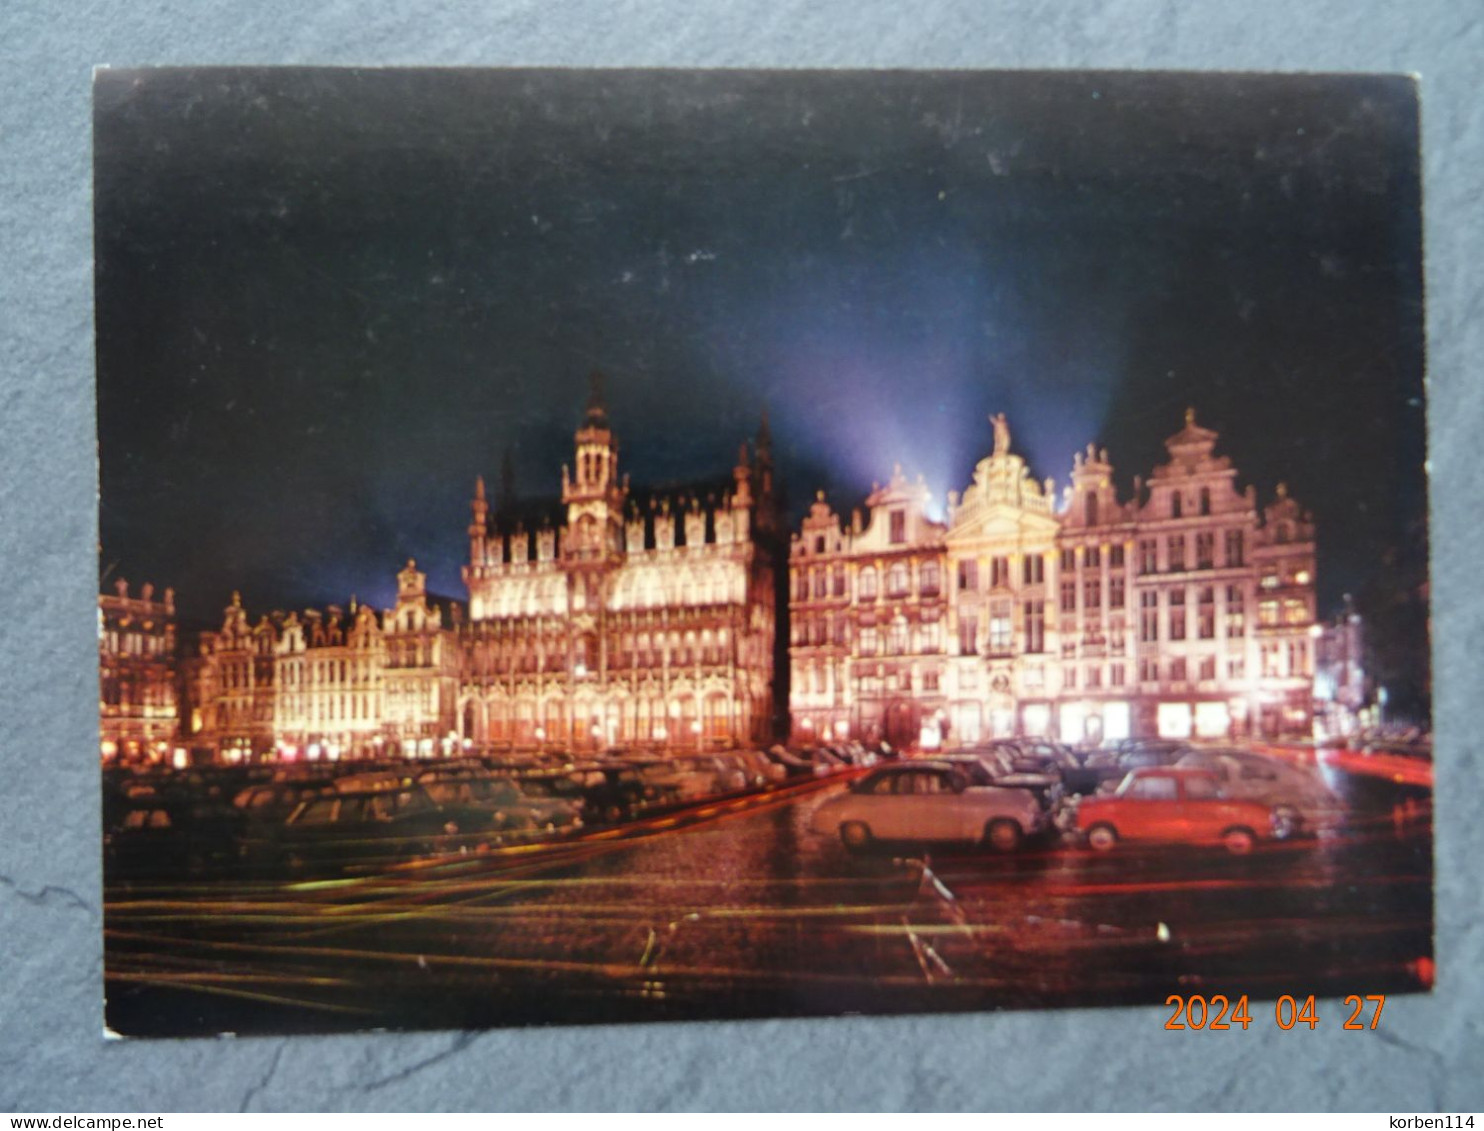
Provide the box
[886,563,909,597]
[920,561,941,596]
[859,567,878,600]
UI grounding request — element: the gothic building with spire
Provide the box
[790,409,1318,746]
[458,374,784,751]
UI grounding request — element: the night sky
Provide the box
[94,68,1425,628]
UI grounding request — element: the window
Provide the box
[923,670,940,691]
[859,567,878,600]
[833,566,846,597]
[1199,487,1212,517]
[1063,666,1077,690]
[1170,657,1187,682]
[958,616,978,656]
[1086,545,1101,569]
[1289,640,1309,677]
[1199,656,1217,682]
[1171,492,1183,519]
[1198,587,1216,639]
[1023,555,1044,585]
[1169,590,1186,641]
[793,571,806,601]
[1086,665,1102,689]
[1024,600,1045,654]
[1196,532,1214,569]
[1262,642,1282,677]
[1130,775,1179,801]
[1227,657,1245,680]
[1139,540,1158,574]
[1111,663,1125,687]
[1185,774,1219,800]
[989,603,1012,652]
[814,535,825,554]
[1110,545,1125,568]
[888,618,908,655]
[1225,529,1245,567]
[921,620,940,652]
[958,560,978,592]
[1110,576,1126,610]
[860,627,879,656]
[1284,598,1309,625]
[991,556,1010,589]
[919,561,940,596]
[1168,536,1186,572]
[1085,492,1100,526]
[1061,548,1076,571]
[1084,578,1101,609]
[1139,657,1159,683]
[1061,580,1076,613]
[813,569,827,599]
[886,563,909,598]
[1258,600,1280,627]
[1140,591,1159,643]
[889,509,906,544]
[1225,585,1246,635]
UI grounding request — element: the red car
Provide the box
[1075,767,1276,854]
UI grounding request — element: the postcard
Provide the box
[95,67,1431,1037]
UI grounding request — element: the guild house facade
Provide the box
[789,410,1317,747]
[99,579,180,763]
[458,377,785,751]
[181,561,461,762]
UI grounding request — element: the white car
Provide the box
[810,762,1044,852]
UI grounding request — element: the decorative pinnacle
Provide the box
[584,370,608,426]
[1185,406,1196,426]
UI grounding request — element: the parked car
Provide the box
[1173,749,1344,838]
[420,776,583,831]
[105,800,241,877]
[1074,767,1278,854]
[244,786,500,872]
[764,745,816,779]
[930,752,1065,816]
[810,761,1044,852]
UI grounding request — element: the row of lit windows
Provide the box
[793,560,942,603]
[1137,530,1248,573]
[102,631,170,657]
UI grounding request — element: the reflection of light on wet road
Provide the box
[104,774,1434,1035]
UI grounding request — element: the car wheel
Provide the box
[1271,806,1302,841]
[1222,826,1257,855]
[1086,823,1119,852]
[839,821,873,852]
[984,818,1024,853]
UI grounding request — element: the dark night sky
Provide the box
[94,68,1425,627]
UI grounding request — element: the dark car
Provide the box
[105,800,242,878]
[243,786,500,873]
[566,764,655,824]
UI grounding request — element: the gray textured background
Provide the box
[2,0,1480,1112]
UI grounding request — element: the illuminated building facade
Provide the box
[185,563,462,762]
[790,410,1318,745]
[99,579,179,763]
[459,378,783,750]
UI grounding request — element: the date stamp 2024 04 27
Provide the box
[1163,993,1392,1031]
